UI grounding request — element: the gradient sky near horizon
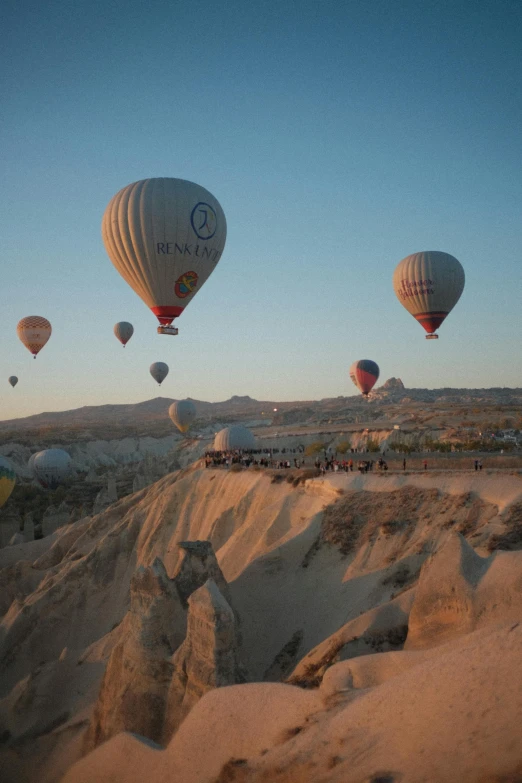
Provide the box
[1,0,521,421]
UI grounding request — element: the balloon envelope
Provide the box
[169,400,196,433]
[28,452,40,476]
[102,178,227,327]
[213,425,256,451]
[33,449,72,489]
[393,251,465,338]
[114,322,134,346]
[17,316,52,357]
[150,362,169,385]
[0,456,16,509]
[8,376,18,388]
[349,360,380,396]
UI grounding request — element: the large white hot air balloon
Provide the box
[150,362,169,385]
[8,376,18,388]
[102,178,227,336]
[114,321,134,347]
[33,449,72,489]
[393,251,465,339]
[17,316,52,358]
[214,425,256,451]
[169,400,196,433]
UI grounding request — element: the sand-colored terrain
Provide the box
[0,464,521,782]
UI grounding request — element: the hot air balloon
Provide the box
[393,251,465,339]
[169,400,196,433]
[102,178,227,336]
[0,456,16,509]
[214,425,256,451]
[8,376,18,388]
[349,360,380,397]
[33,449,72,489]
[114,322,134,347]
[150,362,169,385]
[17,316,52,358]
[28,452,40,476]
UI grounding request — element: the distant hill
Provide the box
[0,395,308,431]
[0,385,520,434]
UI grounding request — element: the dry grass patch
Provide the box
[321,487,436,556]
[321,487,498,557]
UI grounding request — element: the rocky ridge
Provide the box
[0,466,521,782]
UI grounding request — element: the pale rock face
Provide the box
[132,473,148,493]
[84,558,185,751]
[406,532,522,649]
[172,540,232,607]
[84,540,236,752]
[106,477,118,504]
[163,579,246,742]
[381,377,405,390]
[92,478,119,515]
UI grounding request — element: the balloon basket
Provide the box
[157,326,179,336]
[425,334,439,340]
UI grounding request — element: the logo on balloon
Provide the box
[175,271,199,299]
[191,202,217,240]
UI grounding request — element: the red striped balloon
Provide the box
[349,360,380,396]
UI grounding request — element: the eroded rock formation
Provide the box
[84,558,184,751]
[163,579,246,741]
[85,539,240,752]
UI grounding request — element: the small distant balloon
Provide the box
[349,360,380,397]
[114,322,134,347]
[17,316,52,358]
[169,400,196,433]
[393,251,465,339]
[33,449,72,489]
[0,456,16,509]
[150,362,169,385]
[8,376,18,388]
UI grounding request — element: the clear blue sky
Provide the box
[1,0,521,420]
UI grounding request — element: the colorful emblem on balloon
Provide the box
[175,271,199,299]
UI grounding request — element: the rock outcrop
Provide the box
[406,532,522,649]
[172,540,231,608]
[85,540,238,752]
[84,558,185,751]
[163,579,246,741]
